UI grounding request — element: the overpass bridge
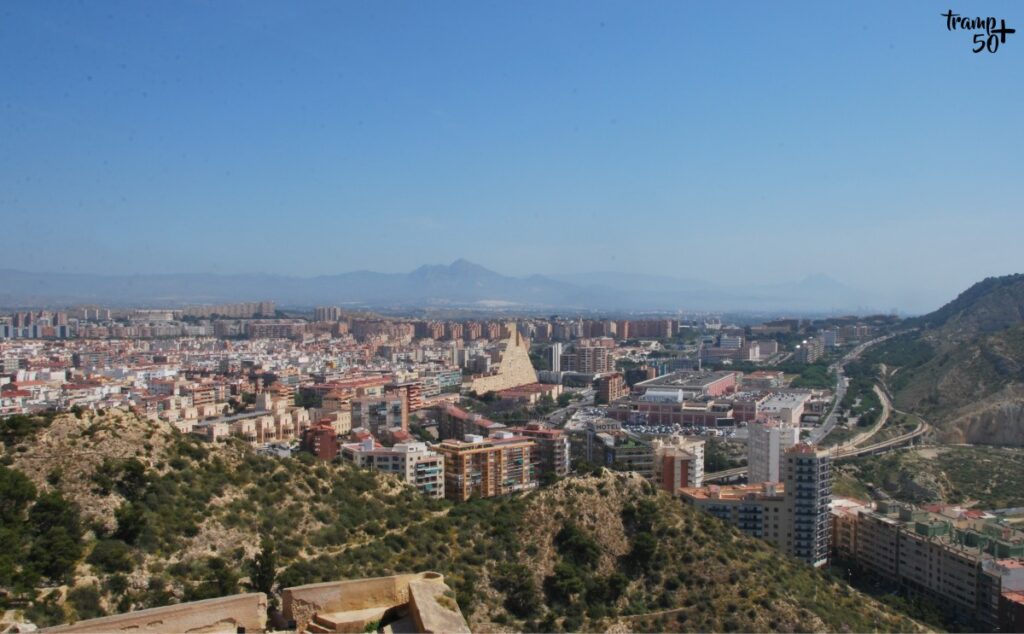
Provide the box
[703,413,930,482]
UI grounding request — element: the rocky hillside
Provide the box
[867,274,1024,445]
[837,445,1024,509]
[0,411,922,632]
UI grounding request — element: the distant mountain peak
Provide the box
[448,258,490,274]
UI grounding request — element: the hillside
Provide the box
[0,411,922,632]
[866,274,1024,445]
[836,446,1024,509]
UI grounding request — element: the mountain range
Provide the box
[0,259,897,313]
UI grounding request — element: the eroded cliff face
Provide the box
[940,396,1024,447]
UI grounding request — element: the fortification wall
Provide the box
[44,592,267,633]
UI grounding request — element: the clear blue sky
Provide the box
[1,1,1021,309]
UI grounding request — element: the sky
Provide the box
[1,1,1021,310]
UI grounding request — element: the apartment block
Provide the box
[340,440,445,498]
[651,435,704,491]
[438,403,506,439]
[841,500,1024,630]
[681,444,831,567]
[577,419,655,479]
[748,420,801,484]
[597,372,629,404]
[351,394,408,437]
[436,432,536,502]
[301,423,340,461]
[510,423,570,478]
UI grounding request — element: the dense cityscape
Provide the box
[3,1,1022,632]
[3,296,1024,632]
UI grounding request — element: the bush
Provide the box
[68,584,105,621]
[87,539,134,573]
[25,591,65,627]
[627,533,658,575]
[554,523,600,569]
[114,502,147,545]
[493,563,541,618]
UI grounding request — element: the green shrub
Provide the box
[87,539,134,573]
[67,584,105,621]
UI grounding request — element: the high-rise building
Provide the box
[510,423,570,479]
[783,444,832,567]
[463,322,482,341]
[596,372,628,403]
[313,306,343,321]
[550,342,562,373]
[573,346,613,374]
[748,421,801,483]
[437,432,537,501]
[680,443,831,567]
[794,338,824,364]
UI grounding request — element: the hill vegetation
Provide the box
[0,411,922,632]
[865,274,1024,446]
[837,445,1024,509]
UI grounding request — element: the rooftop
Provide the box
[637,370,736,390]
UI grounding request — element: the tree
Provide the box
[248,538,277,598]
[27,492,83,582]
[186,557,239,601]
[114,502,147,545]
[554,523,601,569]
[493,563,541,618]
[627,532,658,575]
[543,561,585,605]
[0,465,36,523]
[0,465,38,591]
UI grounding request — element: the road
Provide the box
[544,388,594,424]
[704,334,901,483]
[806,334,894,445]
[833,410,930,460]
[703,414,927,481]
[831,384,892,450]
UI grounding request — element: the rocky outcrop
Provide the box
[942,397,1024,447]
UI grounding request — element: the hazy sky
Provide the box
[1,1,1021,305]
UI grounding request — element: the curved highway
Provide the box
[704,334,905,483]
[806,334,893,445]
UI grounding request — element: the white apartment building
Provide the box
[340,440,445,498]
[748,420,801,483]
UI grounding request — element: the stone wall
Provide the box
[43,572,467,634]
[281,571,467,633]
[44,592,267,633]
